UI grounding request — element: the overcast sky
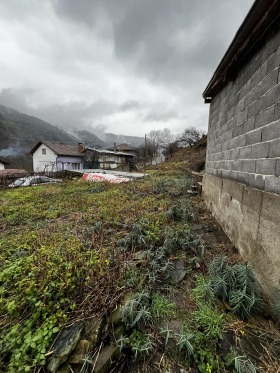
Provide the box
[0,0,254,137]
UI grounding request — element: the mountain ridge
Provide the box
[0,104,144,170]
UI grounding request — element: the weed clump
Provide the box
[208,257,262,320]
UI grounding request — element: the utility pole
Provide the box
[144,134,147,173]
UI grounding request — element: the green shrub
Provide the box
[208,257,262,320]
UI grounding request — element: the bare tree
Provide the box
[179,126,203,147]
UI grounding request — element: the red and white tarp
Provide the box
[82,173,130,183]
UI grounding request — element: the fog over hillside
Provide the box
[0,104,144,169]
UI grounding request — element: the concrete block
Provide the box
[248,173,265,190]
[221,170,230,179]
[267,47,280,75]
[246,128,262,145]
[247,97,265,118]
[222,178,244,201]
[237,172,249,185]
[247,53,262,80]
[236,72,247,93]
[228,138,236,150]
[269,138,280,158]
[227,116,238,130]
[232,159,243,171]
[203,170,280,293]
[261,31,280,63]
[227,83,238,103]
[262,119,280,142]
[232,125,243,138]
[239,146,252,160]
[237,108,248,125]
[274,102,280,121]
[228,93,240,109]
[251,142,270,159]
[220,114,227,127]
[276,159,280,177]
[260,190,280,220]
[262,82,280,109]
[256,158,276,175]
[227,106,235,122]
[242,159,256,173]
[234,98,245,116]
[254,105,275,129]
[250,61,267,89]
[239,80,251,101]
[258,69,278,97]
[235,134,247,148]
[230,148,240,161]
[238,205,260,260]
[221,139,227,151]
[228,170,238,181]
[223,150,231,160]
[241,117,255,134]
[245,83,261,108]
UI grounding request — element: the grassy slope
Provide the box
[0,166,279,372]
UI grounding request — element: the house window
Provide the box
[72,163,80,170]
[42,148,46,155]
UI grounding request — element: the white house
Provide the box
[0,158,9,170]
[30,141,84,172]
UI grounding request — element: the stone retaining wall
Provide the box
[203,174,280,293]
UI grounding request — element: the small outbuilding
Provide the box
[83,147,135,171]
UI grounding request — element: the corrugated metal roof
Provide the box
[84,147,134,157]
[109,143,136,151]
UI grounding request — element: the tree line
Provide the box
[135,126,205,165]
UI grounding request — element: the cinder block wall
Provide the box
[204,29,280,294]
[206,29,280,194]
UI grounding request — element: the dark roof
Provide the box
[30,141,83,157]
[203,0,280,101]
[0,158,9,165]
[109,143,135,151]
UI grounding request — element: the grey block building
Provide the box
[203,0,280,294]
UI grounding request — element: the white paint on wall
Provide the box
[33,144,57,172]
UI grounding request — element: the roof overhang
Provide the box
[84,147,135,157]
[203,0,280,102]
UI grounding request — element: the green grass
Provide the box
[0,172,196,372]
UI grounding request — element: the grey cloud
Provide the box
[119,100,142,111]
[144,109,180,123]
[111,0,254,88]
[0,0,254,137]
[0,88,34,114]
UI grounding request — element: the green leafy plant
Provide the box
[117,331,154,358]
[192,304,225,340]
[150,293,175,321]
[234,354,257,373]
[208,257,262,320]
[121,292,152,329]
[159,324,173,347]
[175,326,194,363]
